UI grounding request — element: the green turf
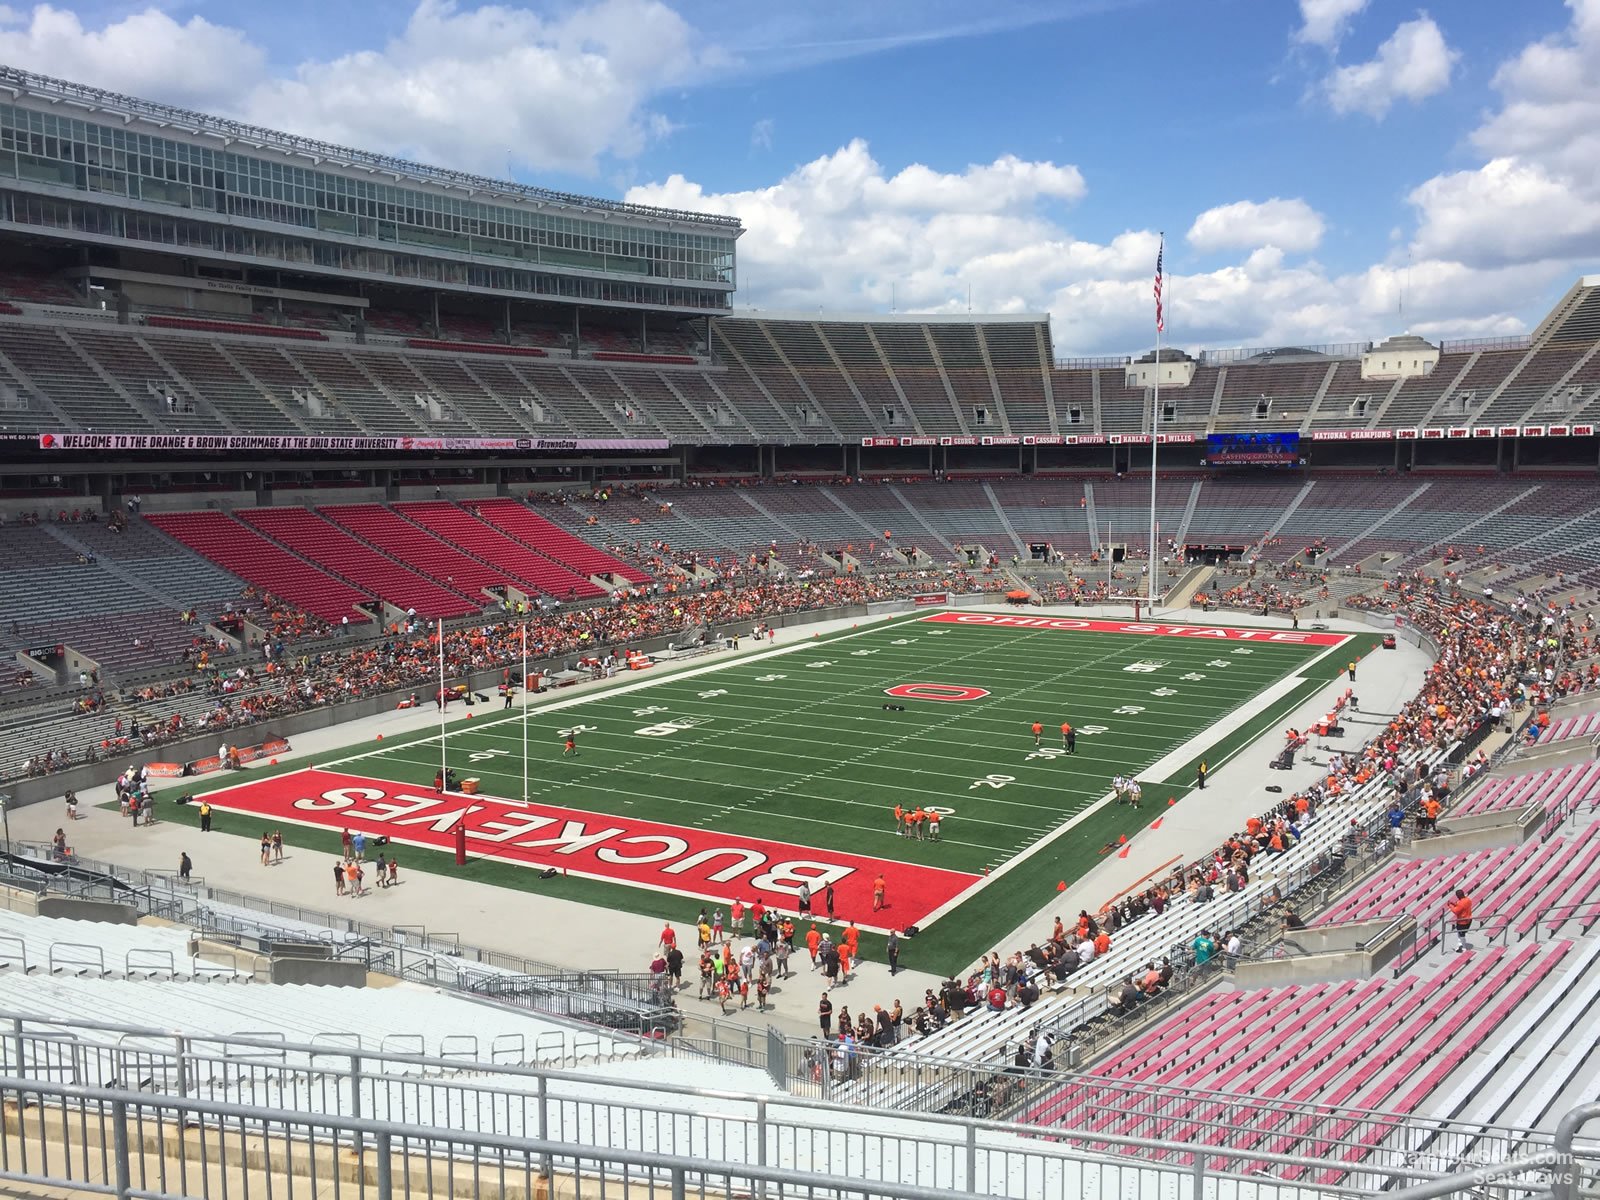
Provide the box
[152,614,1353,972]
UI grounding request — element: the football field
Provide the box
[186,611,1357,969]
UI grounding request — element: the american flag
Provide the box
[1154,234,1165,334]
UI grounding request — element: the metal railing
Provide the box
[0,1028,1587,1199]
[0,846,679,1033]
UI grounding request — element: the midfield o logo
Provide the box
[884,683,991,703]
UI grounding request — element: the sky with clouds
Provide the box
[1,0,1595,356]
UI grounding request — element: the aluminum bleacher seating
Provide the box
[1180,478,1305,546]
[1214,360,1333,429]
[1474,347,1581,427]
[1095,368,1147,433]
[0,324,156,432]
[870,323,965,434]
[1336,477,1533,564]
[62,328,229,434]
[1382,352,1473,427]
[981,323,1053,434]
[604,369,711,440]
[1267,477,1416,561]
[986,480,1093,554]
[1050,367,1097,432]
[766,321,879,437]
[927,324,1003,432]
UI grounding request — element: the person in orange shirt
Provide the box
[1031,720,1043,747]
[872,875,887,911]
[911,807,927,841]
[843,922,860,960]
[1420,794,1442,835]
[805,923,822,967]
[1061,722,1076,753]
[1447,889,1473,951]
[1093,929,1110,957]
[893,804,905,837]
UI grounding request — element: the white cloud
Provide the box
[1395,0,1600,297]
[1471,0,1600,177]
[1324,14,1458,117]
[249,0,710,175]
[0,0,711,176]
[0,4,268,109]
[626,140,1098,318]
[750,118,775,152]
[1294,0,1370,49]
[1187,198,1327,254]
[1408,158,1600,268]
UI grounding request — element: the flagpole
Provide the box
[1106,516,1112,595]
[521,621,529,805]
[1149,232,1164,613]
[438,617,447,787]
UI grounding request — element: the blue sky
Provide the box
[1,0,1595,354]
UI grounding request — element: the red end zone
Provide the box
[921,612,1350,645]
[202,769,981,930]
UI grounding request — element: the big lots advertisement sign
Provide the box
[920,611,1350,645]
[204,769,980,929]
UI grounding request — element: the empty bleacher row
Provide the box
[1031,940,1585,1180]
[3,308,1594,439]
[1447,759,1600,818]
[1315,819,1600,945]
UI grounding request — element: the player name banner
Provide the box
[201,768,981,928]
[911,592,949,606]
[39,434,670,453]
[920,612,1350,646]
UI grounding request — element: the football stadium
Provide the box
[0,21,1595,1200]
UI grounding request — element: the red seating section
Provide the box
[394,502,606,599]
[592,351,698,365]
[237,508,481,619]
[468,499,651,586]
[318,504,511,600]
[145,511,372,624]
[1027,941,1571,1178]
[405,338,547,358]
[144,315,327,341]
